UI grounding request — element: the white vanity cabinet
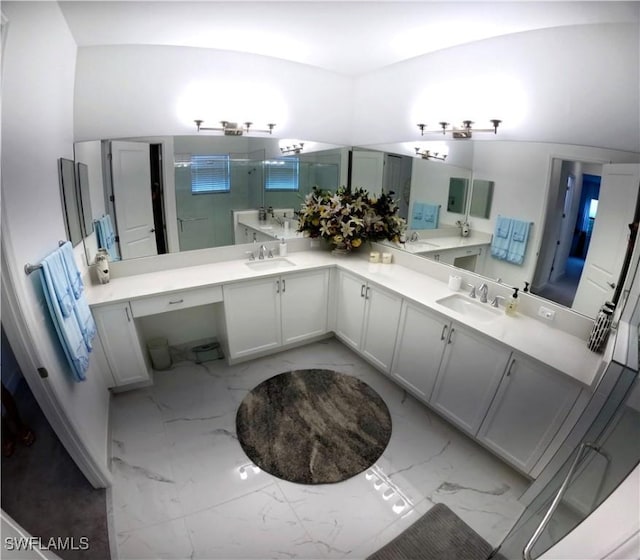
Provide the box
[334,270,402,372]
[429,324,511,436]
[390,300,448,400]
[477,354,582,474]
[223,269,329,360]
[424,245,488,273]
[92,302,151,387]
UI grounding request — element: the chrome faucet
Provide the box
[259,244,267,259]
[409,231,420,242]
[478,283,489,303]
[468,284,477,298]
[491,295,505,308]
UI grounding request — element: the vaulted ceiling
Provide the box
[59,1,639,76]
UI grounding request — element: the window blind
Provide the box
[191,154,230,194]
[265,159,299,191]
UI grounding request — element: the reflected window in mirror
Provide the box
[447,177,469,214]
[265,158,299,191]
[191,155,231,194]
[469,179,494,219]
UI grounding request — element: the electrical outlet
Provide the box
[538,306,556,321]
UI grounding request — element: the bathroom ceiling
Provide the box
[58,1,639,76]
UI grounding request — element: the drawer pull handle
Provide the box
[440,324,448,341]
[360,284,366,298]
[282,279,286,293]
[447,327,455,344]
[276,280,280,294]
[169,299,184,305]
[506,360,515,377]
[125,306,131,322]
[365,287,371,300]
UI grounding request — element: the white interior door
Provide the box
[351,150,384,195]
[573,164,640,316]
[111,141,157,259]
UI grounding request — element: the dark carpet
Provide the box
[367,503,506,560]
[1,378,111,560]
[236,369,392,484]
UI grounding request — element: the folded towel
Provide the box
[41,248,74,318]
[491,216,513,261]
[58,242,97,352]
[40,251,90,381]
[507,219,531,265]
[59,241,83,299]
[95,215,120,261]
[411,202,439,230]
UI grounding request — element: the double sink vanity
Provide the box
[87,243,604,480]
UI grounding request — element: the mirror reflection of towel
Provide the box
[411,202,439,230]
[491,216,531,265]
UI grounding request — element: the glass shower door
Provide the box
[496,366,640,559]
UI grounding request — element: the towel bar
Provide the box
[24,241,68,275]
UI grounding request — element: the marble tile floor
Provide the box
[109,338,530,560]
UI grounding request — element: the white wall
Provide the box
[74,45,354,144]
[1,2,111,479]
[352,23,639,152]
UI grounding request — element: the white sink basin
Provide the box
[405,241,440,252]
[245,258,296,271]
[436,294,502,323]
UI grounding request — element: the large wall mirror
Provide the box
[73,135,639,320]
[74,136,347,262]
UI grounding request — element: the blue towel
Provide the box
[40,251,90,381]
[507,219,531,265]
[41,247,74,318]
[491,216,513,260]
[95,215,119,261]
[410,202,439,230]
[59,242,83,299]
[58,242,97,352]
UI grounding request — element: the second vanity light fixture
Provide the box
[417,120,502,139]
[414,148,447,161]
[280,143,304,155]
[194,120,276,136]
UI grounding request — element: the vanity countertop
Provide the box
[86,250,603,390]
[238,215,303,241]
[399,234,492,254]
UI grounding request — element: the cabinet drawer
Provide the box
[130,286,223,318]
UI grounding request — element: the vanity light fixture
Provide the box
[194,120,276,136]
[414,148,447,161]
[417,119,502,139]
[280,143,304,155]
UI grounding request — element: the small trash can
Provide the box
[147,337,172,370]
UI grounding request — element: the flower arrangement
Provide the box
[297,186,407,251]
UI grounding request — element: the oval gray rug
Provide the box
[236,369,392,484]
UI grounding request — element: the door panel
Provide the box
[573,164,640,316]
[111,141,157,259]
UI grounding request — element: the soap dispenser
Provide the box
[505,288,519,316]
[279,237,287,257]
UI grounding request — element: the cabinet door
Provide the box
[223,277,281,359]
[390,301,447,401]
[430,325,511,436]
[334,271,367,350]
[360,284,402,372]
[281,269,329,345]
[93,302,150,386]
[477,356,581,473]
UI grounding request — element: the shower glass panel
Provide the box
[497,366,640,559]
[175,149,265,251]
